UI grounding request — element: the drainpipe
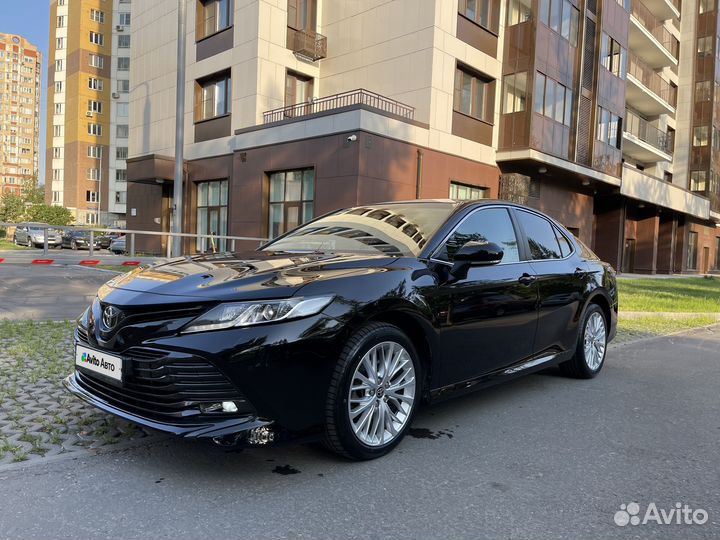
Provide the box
[416,149,423,199]
[171,0,187,257]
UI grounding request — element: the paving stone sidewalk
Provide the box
[0,320,157,465]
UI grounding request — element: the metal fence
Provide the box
[0,223,268,259]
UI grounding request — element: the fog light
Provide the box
[222,401,238,413]
[200,403,223,413]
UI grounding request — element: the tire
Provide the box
[324,322,421,460]
[12,236,17,245]
[559,304,608,379]
[26,238,32,248]
[71,240,78,251]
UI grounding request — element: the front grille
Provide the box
[75,347,249,421]
[99,303,208,333]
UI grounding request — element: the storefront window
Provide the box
[268,168,315,238]
[196,180,228,253]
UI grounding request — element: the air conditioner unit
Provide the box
[85,111,94,118]
[111,92,120,99]
[116,25,125,32]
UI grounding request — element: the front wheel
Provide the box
[324,323,421,460]
[560,304,607,379]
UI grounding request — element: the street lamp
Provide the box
[171,0,187,257]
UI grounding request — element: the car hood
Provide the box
[102,251,397,302]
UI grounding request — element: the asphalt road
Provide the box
[0,264,115,320]
[0,327,718,539]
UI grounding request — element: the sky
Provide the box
[1,0,50,184]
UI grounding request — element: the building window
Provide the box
[86,169,101,181]
[117,80,130,93]
[89,32,104,46]
[89,54,104,68]
[459,0,491,29]
[54,103,63,114]
[268,168,314,238]
[116,147,128,160]
[700,0,715,14]
[117,125,129,138]
[690,170,708,192]
[687,232,698,270]
[52,191,62,203]
[287,0,317,31]
[88,100,103,114]
[55,81,63,93]
[715,237,720,269]
[285,70,313,107]
[450,181,489,200]
[596,106,622,149]
[693,126,709,146]
[55,59,64,72]
[600,33,627,78]
[534,72,573,126]
[52,147,63,159]
[87,146,103,159]
[117,103,129,117]
[116,170,127,182]
[88,124,102,136]
[88,77,104,91]
[118,35,131,48]
[115,191,127,204]
[197,0,233,40]
[56,37,65,49]
[507,0,531,26]
[454,64,493,122]
[118,57,130,71]
[86,191,99,203]
[196,180,229,253]
[90,9,105,23]
[502,72,527,114]
[696,80,713,101]
[53,125,63,137]
[539,0,579,46]
[697,36,713,56]
[57,16,65,28]
[118,13,131,26]
[195,71,231,121]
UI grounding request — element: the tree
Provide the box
[21,177,45,206]
[25,205,74,226]
[0,193,25,223]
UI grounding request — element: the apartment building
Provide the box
[0,33,42,195]
[126,0,720,274]
[45,0,131,227]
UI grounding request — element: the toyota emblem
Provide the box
[102,306,121,330]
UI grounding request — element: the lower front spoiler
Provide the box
[63,373,273,443]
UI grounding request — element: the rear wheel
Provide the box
[559,304,607,379]
[71,239,78,250]
[324,323,421,460]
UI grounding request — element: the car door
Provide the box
[513,209,588,356]
[431,207,539,386]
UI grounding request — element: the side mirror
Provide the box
[449,241,504,280]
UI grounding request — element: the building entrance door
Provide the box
[622,238,636,273]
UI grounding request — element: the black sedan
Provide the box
[61,229,100,250]
[64,200,617,460]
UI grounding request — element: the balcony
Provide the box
[287,27,327,62]
[623,109,673,163]
[263,89,415,124]
[640,0,680,20]
[626,52,677,116]
[629,0,679,68]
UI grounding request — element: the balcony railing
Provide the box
[263,89,416,124]
[624,109,674,154]
[631,0,680,59]
[627,52,677,107]
[288,27,327,61]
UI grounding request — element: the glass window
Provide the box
[553,84,565,123]
[460,0,491,28]
[554,227,573,257]
[507,0,531,25]
[435,208,520,263]
[196,180,229,253]
[549,0,561,32]
[196,71,231,121]
[516,210,563,260]
[534,73,545,114]
[285,71,313,107]
[715,237,720,270]
[693,126,709,146]
[690,170,708,191]
[539,0,550,25]
[502,72,527,114]
[454,65,492,122]
[268,168,315,238]
[544,78,556,118]
[198,0,233,40]
[687,232,698,270]
[450,182,489,200]
[699,0,714,14]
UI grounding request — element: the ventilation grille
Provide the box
[576,96,593,166]
[582,17,596,91]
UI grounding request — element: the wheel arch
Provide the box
[584,290,613,328]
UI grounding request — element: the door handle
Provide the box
[518,273,537,286]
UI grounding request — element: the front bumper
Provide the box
[64,372,273,440]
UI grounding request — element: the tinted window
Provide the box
[554,227,573,257]
[435,208,520,263]
[516,210,562,260]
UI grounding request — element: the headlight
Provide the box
[183,296,334,333]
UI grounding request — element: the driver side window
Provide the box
[434,208,520,263]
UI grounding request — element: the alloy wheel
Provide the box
[347,341,416,447]
[583,312,606,371]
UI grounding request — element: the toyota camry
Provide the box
[65,200,618,460]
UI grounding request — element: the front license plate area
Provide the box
[75,345,123,384]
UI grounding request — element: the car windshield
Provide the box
[261,201,459,257]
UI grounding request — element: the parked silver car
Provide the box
[13,223,63,248]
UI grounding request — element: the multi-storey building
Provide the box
[45,0,131,226]
[126,0,719,274]
[0,33,42,195]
